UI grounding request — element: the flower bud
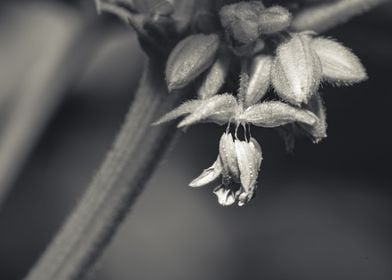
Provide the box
[245,54,272,107]
[311,37,367,85]
[271,33,322,105]
[219,1,265,44]
[198,49,231,99]
[239,101,318,128]
[257,6,292,34]
[166,34,220,91]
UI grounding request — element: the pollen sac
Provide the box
[271,33,322,105]
[178,94,238,127]
[213,185,236,206]
[197,49,231,100]
[165,34,220,91]
[238,101,318,128]
[311,37,367,85]
[257,6,292,34]
[219,1,265,44]
[245,54,273,107]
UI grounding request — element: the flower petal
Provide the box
[271,33,322,105]
[178,94,237,128]
[312,37,367,85]
[245,54,272,107]
[152,100,201,125]
[189,157,222,188]
[219,132,240,180]
[166,33,220,91]
[235,138,262,193]
[239,101,318,127]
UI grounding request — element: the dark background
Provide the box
[0,0,391,279]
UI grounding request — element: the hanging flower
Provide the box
[189,132,262,206]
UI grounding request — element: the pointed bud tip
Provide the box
[165,34,221,91]
[312,37,367,86]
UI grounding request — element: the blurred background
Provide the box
[0,0,391,279]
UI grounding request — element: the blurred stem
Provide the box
[291,0,388,33]
[25,58,186,280]
[0,18,114,209]
[0,16,82,208]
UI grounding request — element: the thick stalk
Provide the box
[291,0,388,33]
[25,59,185,280]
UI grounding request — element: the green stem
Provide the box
[291,0,388,33]
[25,59,186,280]
[237,58,249,109]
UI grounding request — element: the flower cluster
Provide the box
[189,132,262,206]
[102,0,367,206]
[154,1,367,206]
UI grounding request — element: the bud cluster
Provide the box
[107,0,368,206]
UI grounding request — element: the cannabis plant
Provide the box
[13,0,386,279]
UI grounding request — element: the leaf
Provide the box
[152,99,201,125]
[245,54,273,107]
[197,49,231,99]
[299,92,327,143]
[189,157,222,187]
[312,37,367,85]
[257,6,292,34]
[219,132,240,180]
[239,101,318,127]
[178,94,237,127]
[271,33,322,105]
[165,34,220,91]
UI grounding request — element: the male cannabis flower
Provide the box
[190,132,262,206]
[102,0,368,206]
[155,1,367,206]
